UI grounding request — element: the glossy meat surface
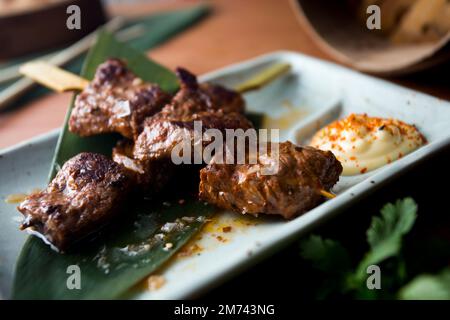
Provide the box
[112,139,174,194]
[199,142,342,219]
[160,67,245,119]
[132,67,249,163]
[18,152,132,251]
[70,59,170,139]
[133,110,254,163]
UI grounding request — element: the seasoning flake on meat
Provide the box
[70,58,171,139]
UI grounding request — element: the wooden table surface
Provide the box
[1,0,449,149]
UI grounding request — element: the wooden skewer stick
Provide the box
[20,61,90,92]
[320,189,336,199]
[235,63,291,93]
[20,61,292,94]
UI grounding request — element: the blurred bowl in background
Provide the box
[0,0,106,59]
[290,0,450,76]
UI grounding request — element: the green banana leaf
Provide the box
[12,31,215,300]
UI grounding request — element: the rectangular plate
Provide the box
[1,51,450,299]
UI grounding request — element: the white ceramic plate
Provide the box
[1,51,450,299]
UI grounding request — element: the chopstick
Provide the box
[0,17,147,111]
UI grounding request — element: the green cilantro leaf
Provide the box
[398,268,450,300]
[354,198,417,280]
[368,198,417,249]
[299,235,352,299]
[298,198,425,299]
[300,235,351,273]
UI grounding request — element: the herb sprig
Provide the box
[299,198,450,300]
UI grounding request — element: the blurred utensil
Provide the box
[290,0,450,76]
[0,17,147,111]
[0,23,146,86]
[0,52,57,85]
[0,0,107,60]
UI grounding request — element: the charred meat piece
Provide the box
[201,82,245,113]
[70,58,171,139]
[133,109,254,163]
[18,153,132,251]
[199,141,342,219]
[112,139,174,194]
[157,67,245,120]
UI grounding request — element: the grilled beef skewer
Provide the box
[18,60,339,251]
[199,141,342,219]
[18,153,133,251]
[71,62,251,190]
[17,65,254,251]
[115,67,251,193]
[69,61,245,141]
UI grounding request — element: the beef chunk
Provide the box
[133,110,254,163]
[129,67,250,189]
[69,58,170,139]
[18,152,132,251]
[157,67,245,121]
[112,139,174,194]
[199,141,342,219]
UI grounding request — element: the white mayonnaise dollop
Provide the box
[310,114,426,175]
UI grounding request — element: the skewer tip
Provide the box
[235,62,291,94]
[320,189,336,199]
[20,61,89,92]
